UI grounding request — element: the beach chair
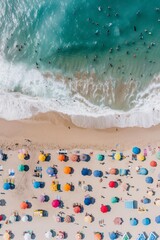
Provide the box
[121,233,130,240]
[136,233,146,240]
[148,232,158,240]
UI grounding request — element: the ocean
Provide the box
[0,0,160,128]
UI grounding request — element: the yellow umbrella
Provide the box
[137,154,145,161]
[84,215,93,223]
[38,153,46,162]
[50,183,58,191]
[63,183,71,191]
[18,153,25,160]
[3,231,10,240]
[114,153,121,160]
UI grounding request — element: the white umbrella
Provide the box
[9,215,16,223]
[45,231,52,239]
[22,215,28,222]
[24,233,31,240]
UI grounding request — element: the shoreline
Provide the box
[0,111,159,151]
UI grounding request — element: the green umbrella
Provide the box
[111,197,119,203]
[156,152,160,160]
[96,154,104,161]
[18,164,25,172]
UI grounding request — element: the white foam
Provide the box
[0,55,160,128]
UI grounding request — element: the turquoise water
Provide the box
[0,0,160,126]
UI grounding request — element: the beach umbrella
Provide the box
[18,153,25,160]
[0,150,3,160]
[39,194,45,203]
[96,154,104,161]
[45,230,52,239]
[70,154,79,162]
[143,198,150,204]
[3,182,10,190]
[64,215,71,223]
[139,168,148,175]
[93,170,102,177]
[137,154,145,161]
[142,218,151,225]
[23,232,31,240]
[84,196,92,206]
[84,215,93,223]
[58,154,65,162]
[122,183,129,191]
[20,201,28,209]
[55,215,62,222]
[18,164,25,172]
[130,218,138,226]
[3,231,10,240]
[57,231,65,239]
[63,183,71,191]
[100,204,109,213]
[46,167,55,176]
[111,197,119,203]
[109,168,117,175]
[38,153,46,162]
[80,154,88,161]
[9,215,16,223]
[145,176,153,184]
[81,184,89,191]
[147,190,154,196]
[63,166,72,174]
[33,181,40,188]
[114,153,121,160]
[132,147,141,154]
[0,215,3,221]
[81,168,90,176]
[113,217,123,225]
[73,206,81,213]
[156,151,160,160]
[21,215,28,222]
[52,199,60,208]
[109,232,118,239]
[109,181,117,188]
[155,215,160,223]
[94,232,102,240]
[150,161,157,167]
[75,232,82,240]
[155,199,160,206]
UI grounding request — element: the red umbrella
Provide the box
[52,199,60,208]
[100,204,109,213]
[109,181,116,188]
[73,206,81,213]
[150,161,157,167]
[0,215,3,221]
[70,154,79,162]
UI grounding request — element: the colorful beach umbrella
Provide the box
[130,218,138,226]
[80,154,88,161]
[70,154,79,162]
[21,215,28,222]
[63,166,72,174]
[18,164,25,172]
[39,194,45,203]
[156,151,160,160]
[94,232,102,240]
[64,215,71,223]
[33,181,40,188]
[142,218,151,225]
[145,176,153,184]
[111,197,119,203]
[63,183,71,191]
[18,153,25,160]
[109,168,118,175]
[38,153,46,162]
[84,196,92,206]
[155,199,160,206]
[84,215,93,223]
[93,170,102,177]
[73,206,81,213]
[57,231,65,239]
[3,182,10,190]
[45,230,52,239]
[52,199,60,208]
[114,153,121,160]
[113,217,123,225]
[138,168,148,175]
[100,204,109,213]
[46,167,56,176]
[132,147,141,154]
[143,198,150,204]
[96,154,104,161]
[3,231,10,240]
[20,201,28,209]
[23,232,31,240]
[137,154,145,161]
[75,232,82,240]
[155,215,160,223]
[150,161,157,167]
[109,181,117,188]
[109,232,118,239]
[9,215,16,223]
[81,168,90,176]
[58,154,65,162]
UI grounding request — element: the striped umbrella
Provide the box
[64,215,71,223]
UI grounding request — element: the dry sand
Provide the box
[0,112,160,239]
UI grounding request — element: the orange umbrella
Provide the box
[58,154,65,162]
[109,168,117,175]
[3,231,10,240]
[63,166,72,174]
[20,201,28,209]
[70,154,79,162]
[73,206,81,213]
[94,232,102,240]
[63,183,71,191]
[150,161,157,167]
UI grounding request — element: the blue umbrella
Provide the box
[145,176,153,184]
[139,168,148,175]
[46,167,56,176]
[81,168,89,176]
[143,198,150,204]
[142,218,151,225]
[33,181,40,189]
[155,215,160,223]
[93,170,102,177]
[84,197,92,206]
[132,147,141,154]
[130,218,138,226]
[156,151,160,160]
[3,182,10,190]
[109,232,118,239]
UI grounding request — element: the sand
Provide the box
[0,112,160,239]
